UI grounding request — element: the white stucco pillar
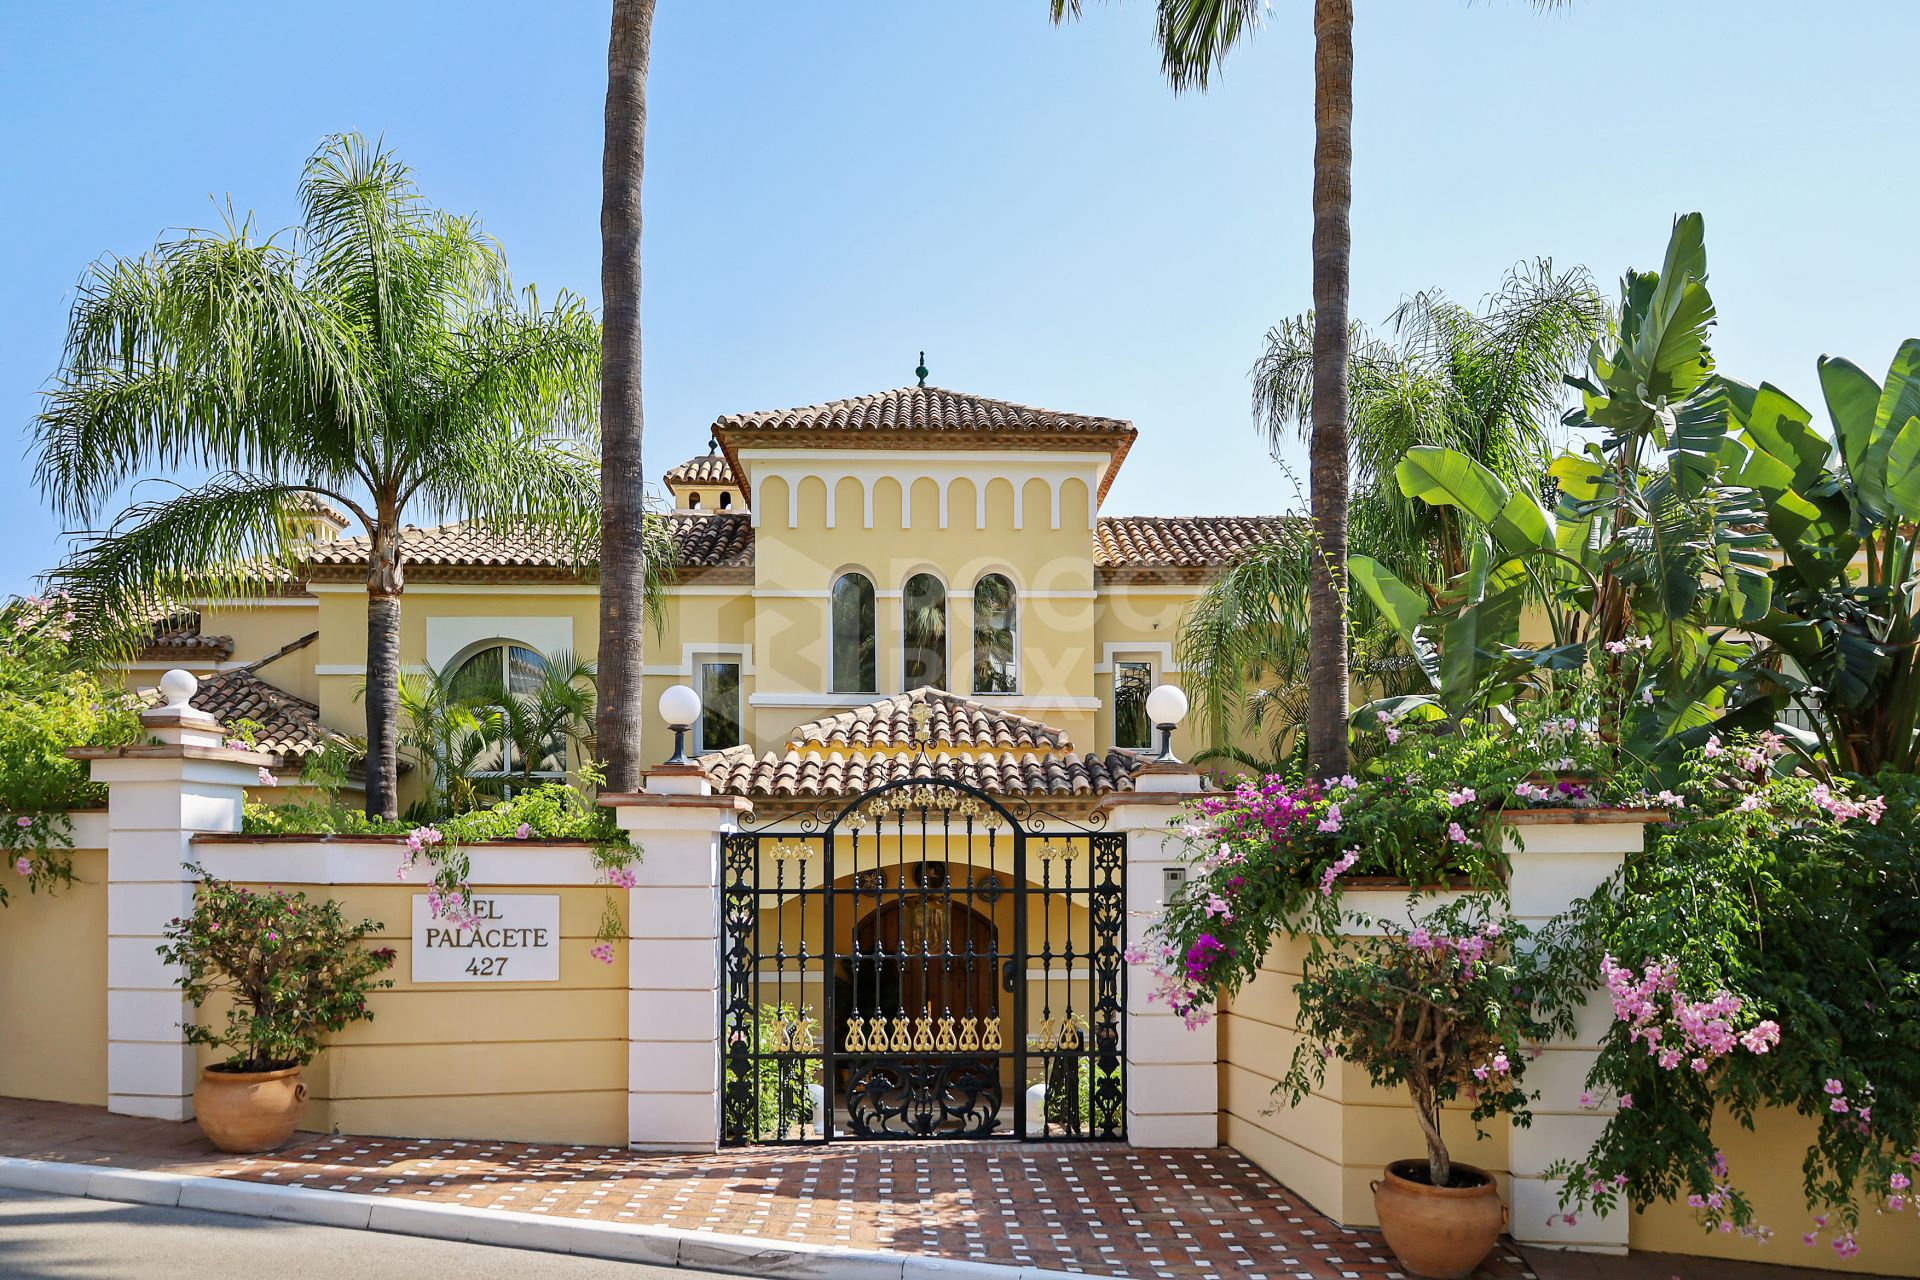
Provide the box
[1503,810,1661,1256]
[602,764,749,1152]
[75,673,275,1121]
[1100,763,1219,1148]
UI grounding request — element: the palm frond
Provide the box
[46,475,316,655]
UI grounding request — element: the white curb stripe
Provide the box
[0,1155,1099,1279]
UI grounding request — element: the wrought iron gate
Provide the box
[719,777,1126,1145]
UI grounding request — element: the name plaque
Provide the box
[411,893,560,982]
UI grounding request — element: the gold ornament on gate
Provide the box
[908,700,933,745]
[770,840,814,865]
[911,1011,935,1052]
[889,1016,913,1052]
[844,1014,868,1052]
[1058,1014,1084,1050]
[1037,838,1079,866]
[957,1016,980,1052]
[935,1014,958,1052]
[981,1016,1003,1051]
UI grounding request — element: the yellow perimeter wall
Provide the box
[203,882,628,1147]
[1220,939,1920,1276]
[0,845,108,1107]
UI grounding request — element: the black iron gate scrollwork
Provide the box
[719,776,1126,1145]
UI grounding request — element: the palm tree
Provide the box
[596,0,658,792]
[1254,261,1604,585]
[1181,262,1605,766]
[1050,1,1569,775]
[397,667,500,818]
[471,651,599,794]
[34,133,601,819]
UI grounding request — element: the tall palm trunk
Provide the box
[365,525,405,819]
[596,0,656,792]
[1305,0,1354,778]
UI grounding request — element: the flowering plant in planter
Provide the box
[158,868,396,1072]
[1551,736,1917,1255]
[1277,895,1580,1188]
[1136,713,1634,1024]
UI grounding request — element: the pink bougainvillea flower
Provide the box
[590,942,615,964]
[1447,822,1471,845]
[256,767,277,787]
[515,822,532,839]
[1823,1078,1845,1095]
[1618,1093,1632,1110]
[12,857,30,876]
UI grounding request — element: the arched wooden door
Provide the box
[848,893,998,1030]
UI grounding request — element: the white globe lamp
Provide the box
[658,684,703,765]
[1145,683,1189,762]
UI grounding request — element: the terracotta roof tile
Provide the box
[788,688,1069,751]
[713,385,1133,440]
[143,669,338,760]
[139,614,235,662]
[695,688,1140,799]
[302,513,752,579]
[697,744,1140,800]
[663,453,735,486]
[1094,515,1300,581]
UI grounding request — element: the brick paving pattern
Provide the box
[0,1098,1895,1280]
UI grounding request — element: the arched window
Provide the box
[446,643,568,779]
[831,572,877,693]
[902,573,947,691]
[972,574,1017,694]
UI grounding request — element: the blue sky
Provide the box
[2,1,1914,598]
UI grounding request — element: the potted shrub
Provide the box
[159,868,395,1152]
[1280,896,1563,1278]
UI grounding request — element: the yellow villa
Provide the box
[136,381,1289,805]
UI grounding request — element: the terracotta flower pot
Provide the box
[193,1064,307,1153]
[1371,1159,1507,1280]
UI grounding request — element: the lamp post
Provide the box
[658,684,702,765]
[1145,684,1189,764]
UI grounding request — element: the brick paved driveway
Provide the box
[15,1097,1891,1280]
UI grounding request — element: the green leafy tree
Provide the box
[468,651,598,793]
[1722,342,1920,772]
[0,594,142,904]
[1050,0,1572,775]
[33,133,602,820]
[1349,216,1774,745]
[1186,263,1605,763]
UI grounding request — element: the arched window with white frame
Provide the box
[971,573,1017,694]
[902,572,947,691]
[831,572,877,694]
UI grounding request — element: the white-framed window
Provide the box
[831,572,877,693]
[1113,658,1155,751]
[902,572,948,691]
[971,573,1017,694]
[696,656,742,753]
[446,642,569,779]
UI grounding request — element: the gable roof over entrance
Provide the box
[693,687,1142,801]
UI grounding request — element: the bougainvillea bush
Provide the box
[1552,737,1918,1257]
[1,594,142,905]
[158,869,397,1072]
[1278,895,1583,1187]
[1135,712,1637,1023]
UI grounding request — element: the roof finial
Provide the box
[706,435,718,456]
[915,351,929,388]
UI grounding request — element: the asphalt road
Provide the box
[0,1189,727,1280]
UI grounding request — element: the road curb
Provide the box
[0,1155,1094,1279]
